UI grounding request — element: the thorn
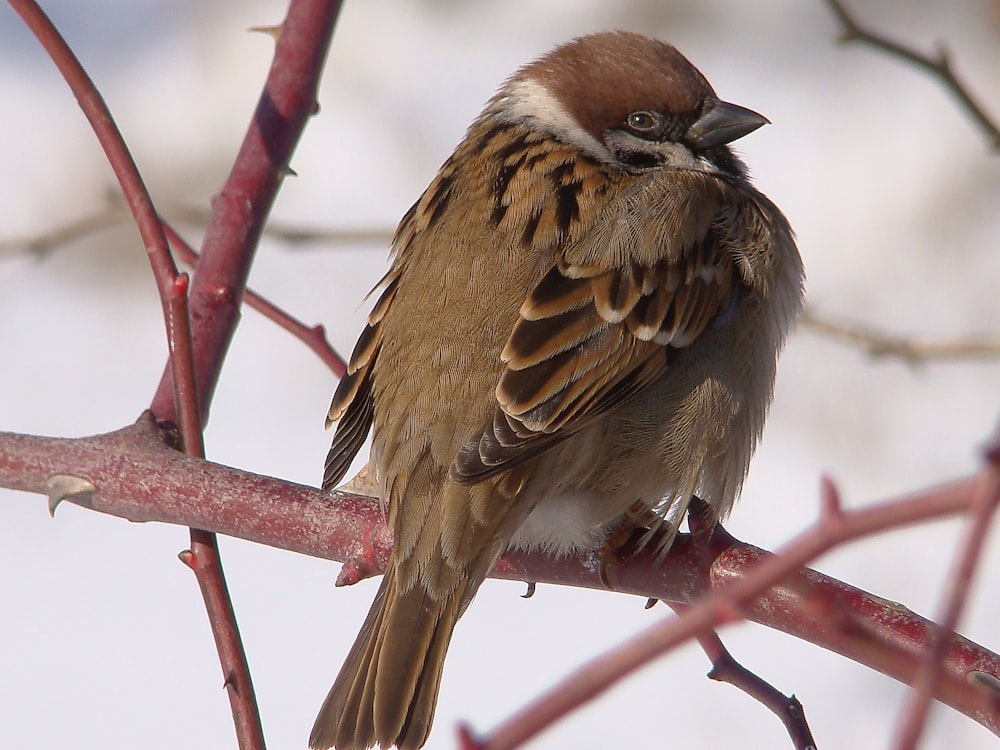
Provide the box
[178,549,195,568]
[819,474,842,522]
[248,23,283,42]
[279,164,298,179]
[222,669,239,691]
[983,435,1000,466]
[933,42,951,71]
[521,581,536,599]
[336,554,380,587]
[312,100,321,116]
[456,723,485,750]
[45,474,97,516]
[644,598,659,610]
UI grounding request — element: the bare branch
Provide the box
[7,2,345,748]
[0,192,128,259]
[164,222,347,377]
[800,310,1000,363]
[0,201,350,379]
[824,0,1000,150]
[13,202,1000,371]
[3,415,999,744]
[893,427,1000,749]
[483,459,1000,750]
[171,204,394,247]
[667,602,817,750]
[147,0,344,427]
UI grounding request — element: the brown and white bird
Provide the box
[311,31,804,750]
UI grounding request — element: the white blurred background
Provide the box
[2,1,1000,748]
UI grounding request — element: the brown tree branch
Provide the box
[800,310,1000,363]
[2,415,998,745]
[11,203,1000,369]
[824,0,1000,150]
[0,203,350,378]
[170,204,394,248]
[0,191,128,259]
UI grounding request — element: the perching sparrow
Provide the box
[311,31,804,750]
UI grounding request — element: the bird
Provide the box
[311,30,804,750]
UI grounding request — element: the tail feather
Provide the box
[309,568,464,750]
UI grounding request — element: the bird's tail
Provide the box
[309,566,466,750]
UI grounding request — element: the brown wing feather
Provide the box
[451,211,734,485]
[322,273,401,491]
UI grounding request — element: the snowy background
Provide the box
[2,1,1000,748]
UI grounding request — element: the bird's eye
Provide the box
[625,110,664,137]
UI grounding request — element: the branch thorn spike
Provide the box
[819,474,843,521]
[247,23,282,43]
[456,723,485,750]
[45,474,97,516]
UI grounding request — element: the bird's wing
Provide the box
[322,265,400,492]
[452,172,736,484]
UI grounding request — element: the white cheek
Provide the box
[491,77,615,164]
[657,142,711,172]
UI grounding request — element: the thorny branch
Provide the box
[162,222,347,378]
[2,416,1000,747]
[6,1,344,748]
[3,2,1000,749]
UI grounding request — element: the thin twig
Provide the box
[824,0,1000,150]
[667,602,817,750]
[171,204,393,247]
[801,310,1000,363]
[0,200,349,379]
[0,194,128,259]
[164,222,347,377]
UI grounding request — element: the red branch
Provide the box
[666,602,816,750]
[149,0,344,426]
[163,221,347,377]
[7,2,345,748]
[893,429,1000,749]
[2,416,999,744]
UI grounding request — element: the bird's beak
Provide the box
[686,100,770,150]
